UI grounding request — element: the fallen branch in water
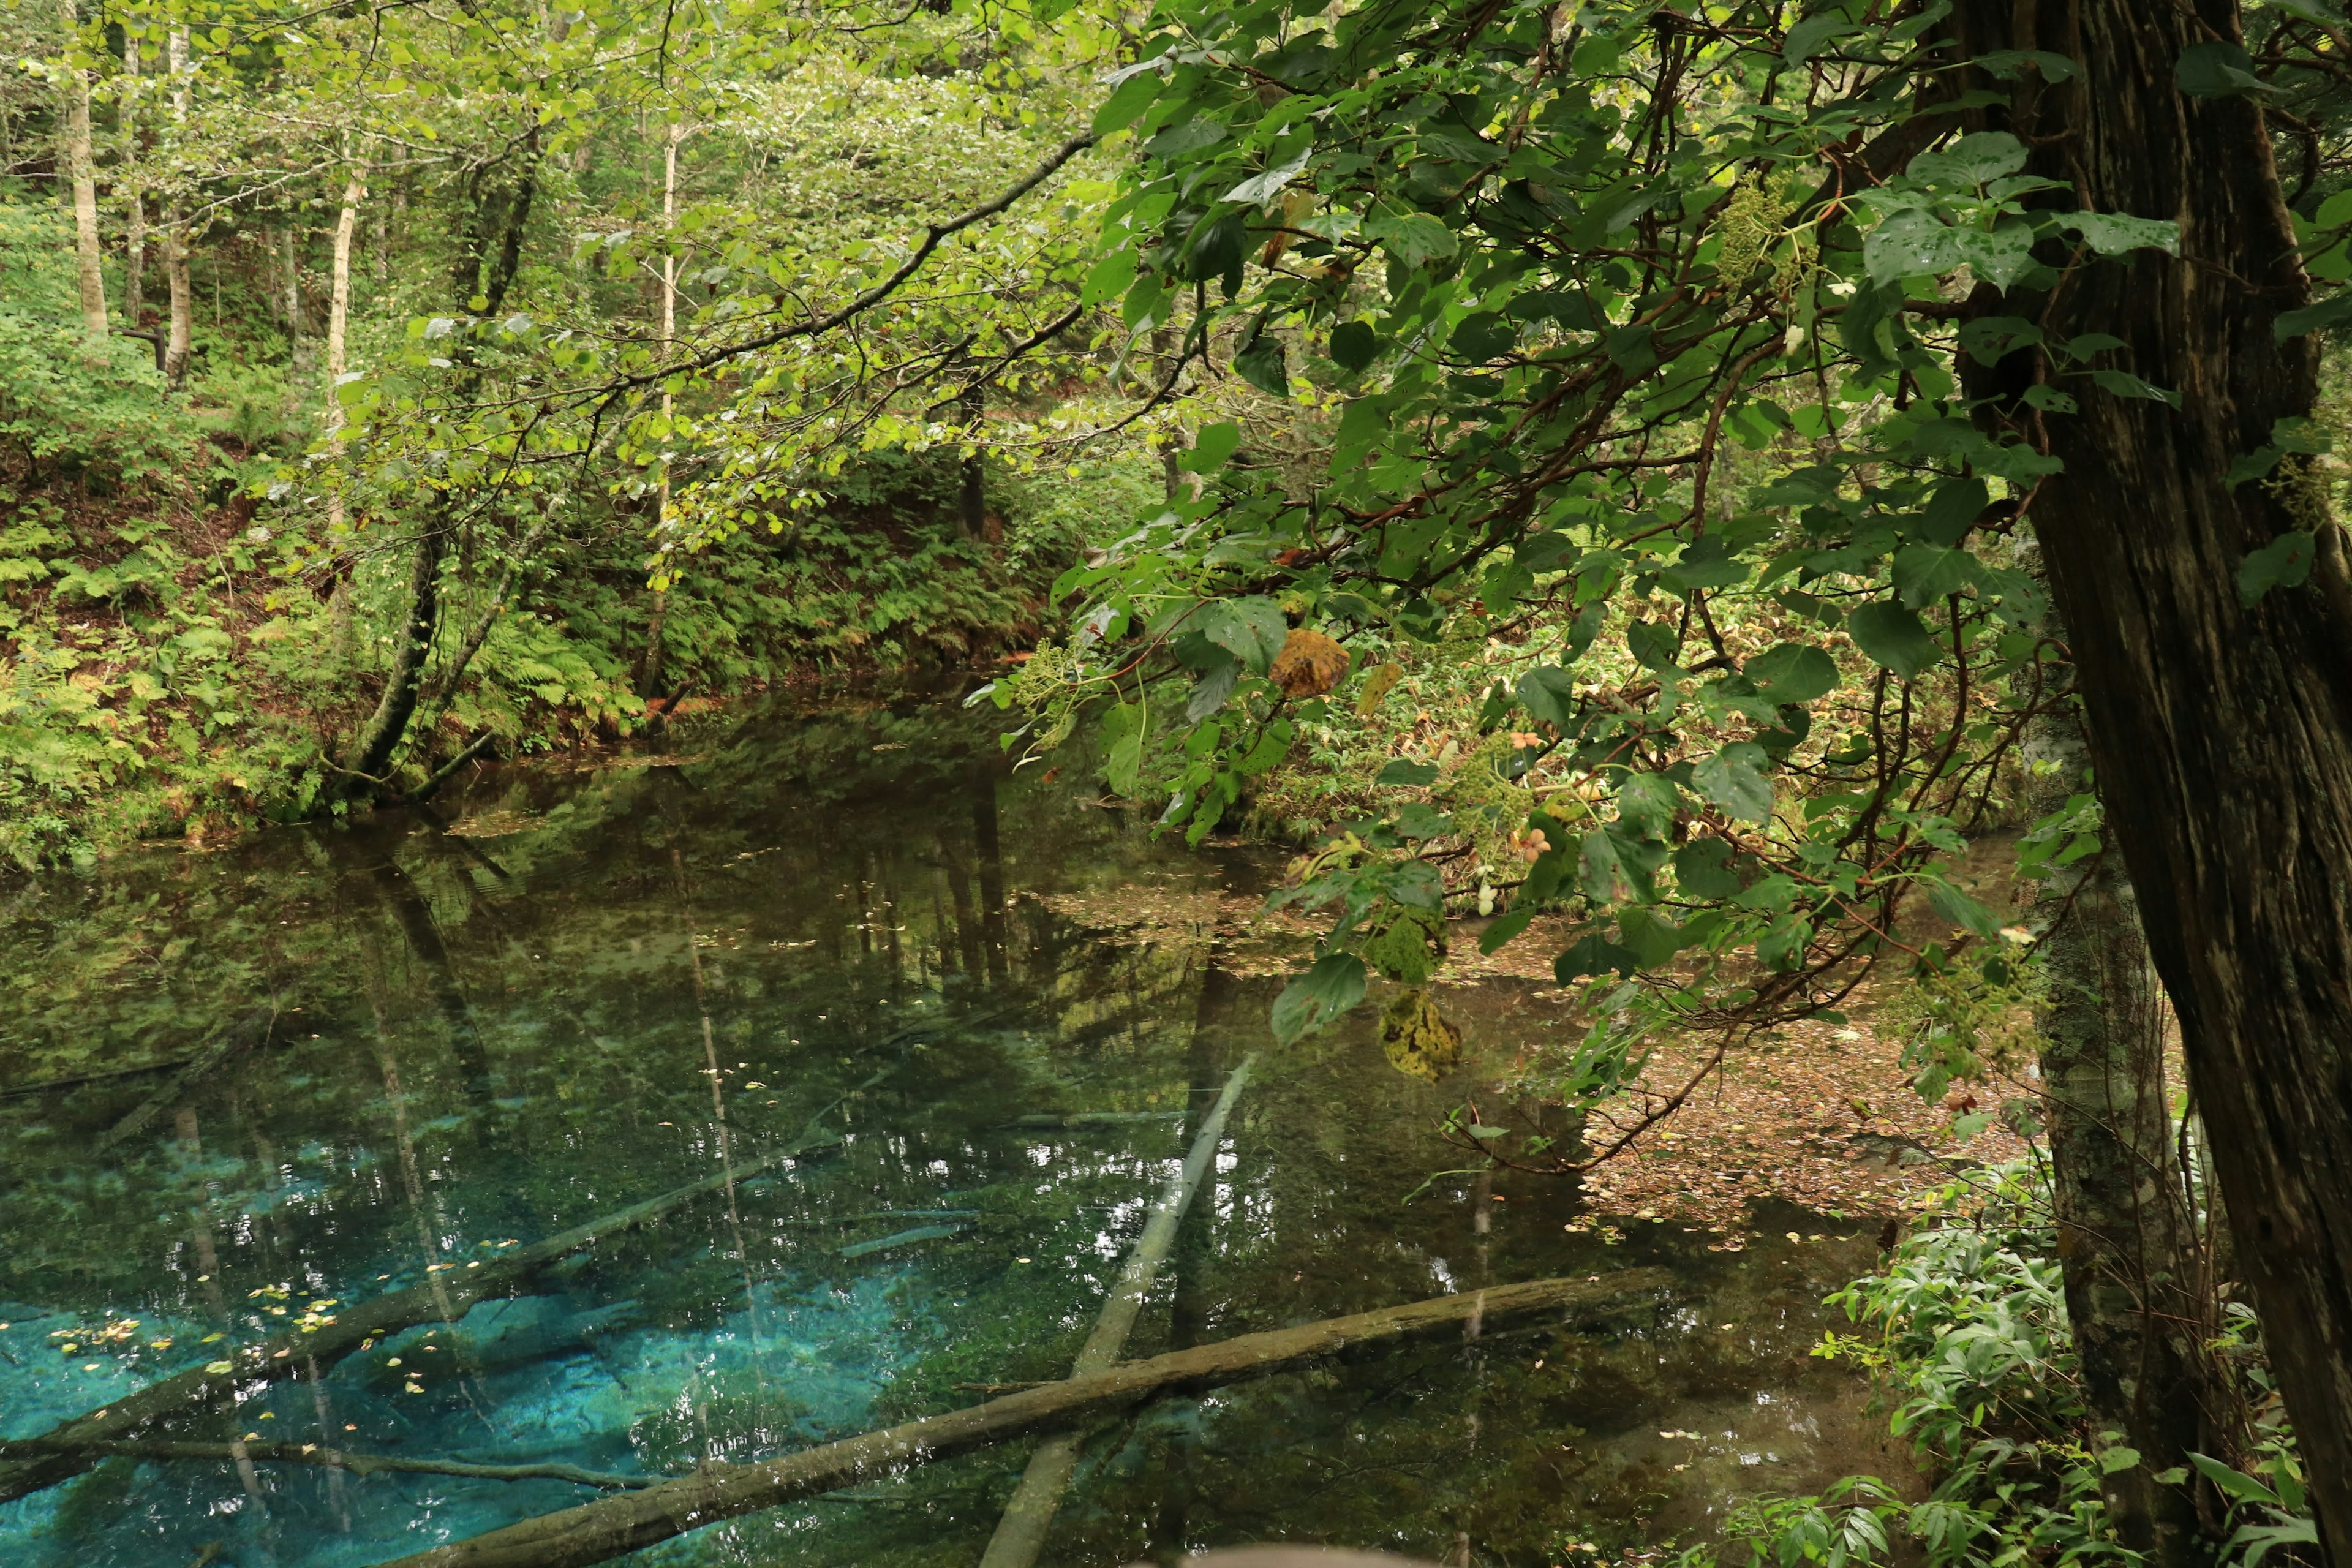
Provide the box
[0,1436,663,1491]
[97,1005,281,1152]
[0,1110,850,1503]
[368,1269,1674,1568]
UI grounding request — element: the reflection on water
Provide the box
[0,690,1913,1567]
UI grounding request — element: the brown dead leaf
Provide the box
[1270,628,1351,698]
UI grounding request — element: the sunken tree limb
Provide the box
[1951,0,2352,1550]
[369,1272,1672,1568]
[0,1438,661,1493]
[0,1124,843,1504]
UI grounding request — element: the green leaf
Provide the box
[1272,953,1367,1043]
[2274,292,2352,341]
[1517,666,1579,731]
[1618,907,1685,968]
[1865,209,1965,284]
[1744,644,1838,704]
[1918,477,1990,546]
[1893,543,1977,608]
[1181,421,1242,473]
[1926,877,2001,938]
[2188,1453,2282,1507]
[1784,13,1861,64]
[1204,595,1289,673]
[1478,907,1537,954]
[2087,368,2181,409]
[1393,802,1454,839]
[1951,221,2038,290]
[2059,211,2181,257]
[1970,49,2079,81]
[2238,530,2316,606]
[1223,143,1313,209]
[1910,132,2028,189]
[2176,41,2269,99]
[1627,619,1681,670]
[1365,211,1457,267]
[1330,320,1382,372]
[1093,67,1166,135]
[1555,932,1638,982]
[1080,249,1136,308]
[1675,837,1744,899]
[1847,600,1946,678]
[2097,1446,2143,1474]
[1233,331,1289,397]
[1377,759,1439,786]
[1692,742,1774,823]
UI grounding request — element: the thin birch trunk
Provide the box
[122,40,145,328]
[56,0,108,348]
[162,26,192,386]
[325,165,366,533]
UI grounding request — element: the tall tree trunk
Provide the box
[342,137,540,802]
[125,190,146,326]
[162,26,192,387]
[325,166,366,534]
[55,0,108,348]
[636,121,685,704]
[1952,1,2352,1550]
[959,383,987,538]
[342,526,447,788]
[2024,593,2211,1568]
[121,42,144,329]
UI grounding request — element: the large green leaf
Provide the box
[1271,953,1367,1044]
[1847,600,1946,678]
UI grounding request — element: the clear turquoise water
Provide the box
[0,690,1907,1567]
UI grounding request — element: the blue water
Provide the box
[0,690,1901,1566]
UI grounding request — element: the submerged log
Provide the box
[0,1121,845,1504]
[980,1055,1255,1568]
[96,1005,280,1152]
[0,1436,662,1491]
[371,1270,1673,1568]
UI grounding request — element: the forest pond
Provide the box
[0,690,1912,1567]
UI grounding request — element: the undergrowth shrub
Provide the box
[1690,1163,2315,1568]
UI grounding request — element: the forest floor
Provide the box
[1028,864,2033,1241]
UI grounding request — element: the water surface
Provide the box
[0,691,1910,1567]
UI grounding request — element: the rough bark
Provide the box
[2024,595,2209,1565]
[56,0,108,347]
[370,1272,1673,1568]
[0,1118,849,1504]
[1950,1,2352,1550]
